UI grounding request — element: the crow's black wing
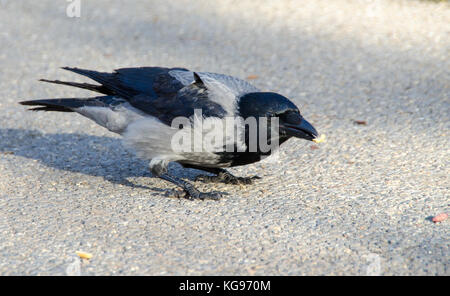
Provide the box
[59,67,229,124]
[127,85,227,125]
[61,66,188,99]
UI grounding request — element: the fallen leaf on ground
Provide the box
[432,213,448,223]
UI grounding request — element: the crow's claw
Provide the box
[195,172,261,185]
[177,188,222,200]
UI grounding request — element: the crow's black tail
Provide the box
[19,97,107,112]
[39,79,114,95]
[61,67,132,98]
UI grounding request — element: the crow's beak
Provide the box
[281,118,318,141]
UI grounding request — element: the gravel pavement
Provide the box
[0,0,448,275]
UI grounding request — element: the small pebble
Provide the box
[353,120,367,125]
[75,251,93,260]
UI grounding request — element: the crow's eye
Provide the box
[280,110,301,124]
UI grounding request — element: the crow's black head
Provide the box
[237,92,318,141]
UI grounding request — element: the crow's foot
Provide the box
[174,187,222,200]
[195,171,261,185]
[160,174,222,200]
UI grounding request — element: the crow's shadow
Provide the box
[0,128,200,191]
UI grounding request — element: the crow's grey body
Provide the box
[22,67,258,171]
[21,66,318,200]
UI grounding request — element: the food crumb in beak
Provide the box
[312,134,326,143]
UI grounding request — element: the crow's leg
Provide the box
[159,174,221,200]
[183,165,261,185]
[196,169,261,185]
[150,159,221,200]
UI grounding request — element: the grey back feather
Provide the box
[169,70,259,115]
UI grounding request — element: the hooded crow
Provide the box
[20,67,318,200]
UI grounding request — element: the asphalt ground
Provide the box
[0,0,448,275]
